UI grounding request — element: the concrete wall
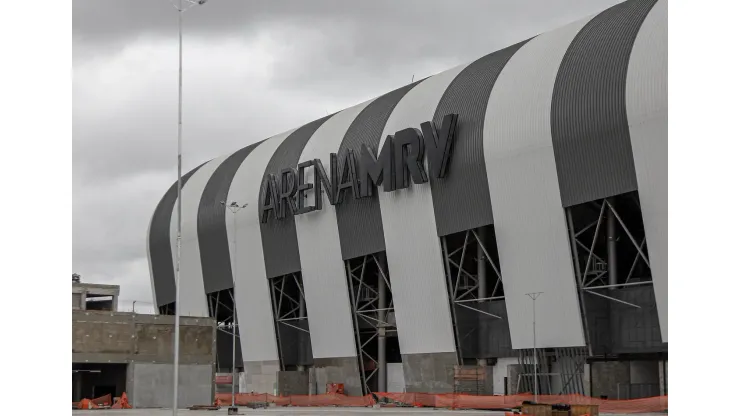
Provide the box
[492,357,519,395]
[277,371,309,395]
[590,361,630,399]
[311,357,363,396]
[127,363,213,408]
[243,360,279,394]
[72,310,216,365]
[401,352,457,393]
[387,363,405,393]
[73,293,83,310]
[590,360,662,399]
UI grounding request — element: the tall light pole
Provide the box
[169,0,209,414]
[526,292,543,403]
[222,201,247,412]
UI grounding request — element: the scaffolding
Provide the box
[516,347,588,395]
[345,252,396,395]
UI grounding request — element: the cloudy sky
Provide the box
[73,0,622,313]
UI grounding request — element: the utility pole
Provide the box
[526,292,543,403]
[222,201,247,412]
[168,1,209,414]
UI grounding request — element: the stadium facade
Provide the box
[147,0,667,398]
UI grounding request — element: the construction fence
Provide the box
[214,392,668,413]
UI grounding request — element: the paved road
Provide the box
[72,408,666,416]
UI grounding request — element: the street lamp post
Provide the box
[168,0,209,414]
[526,292,543,403]
[222,201,247,412]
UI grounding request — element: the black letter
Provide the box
[278,168,298,218]
[260,175,280,223]
[313,158,334,208]
[393,127,428,189]
[421,113,458,178]
[335,150,359,204]
[296,161,316,215]
[359,137,395,197]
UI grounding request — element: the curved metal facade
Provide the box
[146,0,667,378]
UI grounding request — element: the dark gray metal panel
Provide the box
[198,140,265,294]
[335,82,421,260]
[584,285,666,355]
[216,328,243,370]
[551,0,658,207]
[260,117,332,278]
[455,300,515,359]
[149,163,206,307]
[430,41,528,237]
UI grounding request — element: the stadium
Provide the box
[147,0,667,399]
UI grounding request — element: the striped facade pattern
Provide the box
[147,0,667,371]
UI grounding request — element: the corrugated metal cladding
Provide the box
[483,17,592,349]
[228,130,296,363]
[550,0,658,208]
[177,155,229,317]
[377,64,467,356]
[294,100,374,359]
[334,82,420,260]
[260,117,332,279]
[146,0,668,360]
[148,163,204,307]
[626,0,667,342]
[430,40,528,237]
[198,140,264,295]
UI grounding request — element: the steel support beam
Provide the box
[376,253,388,393]
[607,198,618,290]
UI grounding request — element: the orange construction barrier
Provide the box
[213,391,667,414]
[111,392,132,409]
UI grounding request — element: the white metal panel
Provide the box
[228,130,296,363]
[626,0,668,342]
[177,155,229,317]
[483,18,591,349]
[295,100,374,359]
[146,215,157,313]
[377,64,467,355]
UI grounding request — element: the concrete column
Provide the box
[607,199,618,289]
[80,290,87,310]
[659,360,667,395]
[112,295,119,312]
[377,252,388,392]
[583,363,591,397]
[477,227,487,366]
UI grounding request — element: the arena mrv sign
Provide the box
[259,114,459,223]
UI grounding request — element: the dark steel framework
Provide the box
[345,252,399,395]
[566,192,653,302]
[207,288,242,372]
[441,225,510,365]
[516,347,588,395]
[269,272,313,370]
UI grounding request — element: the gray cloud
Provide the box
[73,0,622,308]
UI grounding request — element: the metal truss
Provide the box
[269,272,309,370]
[345,252,395,395]
[207,289,241,374]
[516,347,587,395]
[566,194,653,310]
[441,227,505,364]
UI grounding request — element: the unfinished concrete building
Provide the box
[72,280,217,407]
[146,0,667,399]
